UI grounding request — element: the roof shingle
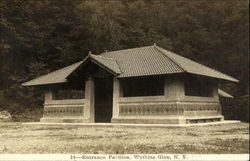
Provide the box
[23,45,238,86]
[22,60,83,86]
[89,54,121,74]
[155,46,238,82]
[100,46,184,77]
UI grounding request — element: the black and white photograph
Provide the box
[0,0,249,160]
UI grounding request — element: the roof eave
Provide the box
[154,45,239,83]
[186,71,239,83]
[22,80,67,87]
[218,89,234,98]
[22,60,84,87]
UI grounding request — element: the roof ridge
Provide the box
[154,46,186,72]
[90,53,115,61]
[100,45,153,55]
[22,60,84,86]
[115,59,123,74]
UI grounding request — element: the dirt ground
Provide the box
[0,122,248,154]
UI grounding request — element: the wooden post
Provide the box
[84,77,95,122]
[164,75,184,101]
[112,78,120,119]
[44,90,52,103]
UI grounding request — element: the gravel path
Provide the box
[0,122,248,153]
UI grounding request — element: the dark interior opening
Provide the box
[52,89,85,100]
[121,76,164,97]
[51,77,85,100]
[184,74,214,97]
[94,77,113,122]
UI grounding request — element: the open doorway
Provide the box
[94,77,113,122]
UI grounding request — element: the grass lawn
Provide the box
[0,122,248,154]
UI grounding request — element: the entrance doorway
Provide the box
[94,77,113,122]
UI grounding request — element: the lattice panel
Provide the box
[182,104,220,116]
[182,104,220,111]
[119,103,220,116]
[119,104,178,115]
[43,106,84,117]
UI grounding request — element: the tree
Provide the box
[0,0,248,121]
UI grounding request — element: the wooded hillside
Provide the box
[0,0,248,121]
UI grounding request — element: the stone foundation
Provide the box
[112,116,185,124]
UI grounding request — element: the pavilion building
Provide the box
[22,45,237,124]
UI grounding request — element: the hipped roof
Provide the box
[22,45,238,86]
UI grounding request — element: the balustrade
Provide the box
[44,106,83,117]
[118,102,220,116]
[119,104,178,115]
[43,99,85,117]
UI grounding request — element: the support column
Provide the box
[164,75,184,101]
[213,82,219,101]
[44,90,52,103]
[40,90,52,122]
[112,78,120,120]
[165,75,186,123]
[84,77,95,123]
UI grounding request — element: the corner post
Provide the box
[164,75,184,101]
[112,78,120,120]
[40,90,52,122]
[213,82,219,101]
[164,75,186,123]
[44,90,52,104]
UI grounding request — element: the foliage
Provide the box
[0,0,248,121]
